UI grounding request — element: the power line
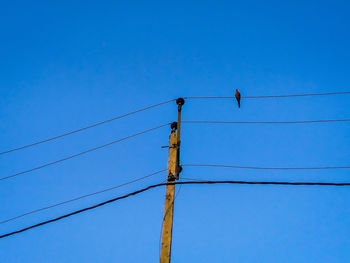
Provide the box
[181,177,208,182]
[0,169,167,225]
[184,91,350,100]
[0,123,170,182]
[0,99,175,156]
[183,164,350,170]
[2,180,350,239]
[2,92,350,156]
[183,119,350,124]
[2,91,350,156]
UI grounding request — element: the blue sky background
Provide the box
[1,0,350,262]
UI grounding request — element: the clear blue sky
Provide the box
[1,0,350,262]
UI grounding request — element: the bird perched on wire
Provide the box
[235,89,241,108]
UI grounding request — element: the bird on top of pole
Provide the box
[235,89,241,108]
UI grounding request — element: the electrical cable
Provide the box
[183,164,350,170]
[0,123,170,182]
[2,180,350,239]
[183,119,350,124]
[0,169,167,225]
[2,91,350,156]
[184,91,350,100]
[0,99,175,156]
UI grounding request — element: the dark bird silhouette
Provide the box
[235,89,241,108]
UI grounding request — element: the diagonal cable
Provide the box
[1,180,350,239]
[0,99,175,155]
[0,169,167,224]
[0,123,170,182]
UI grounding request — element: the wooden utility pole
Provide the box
[160,98,184,263]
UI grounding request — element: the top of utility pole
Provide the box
[176,97,185,107]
